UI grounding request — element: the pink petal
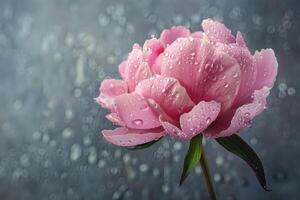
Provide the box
[135,75,195,120]
[158,38,241,112]
[201,18,235,44]
[201,51,241,112]
[118,44,152,91]
[146,98,178,125]
[180,101,221,137]
[105,113,125,126]
[236,31,246,47]
[191,31,204,39]
[99,79,128,97]
[160,26,191,46]
[102,127,165,146]
[159,116,189,140]
[205,87,270,138]
[114,93,161,129]
[95,79,128,110]
[159,37,214,102]
[216,43,257,107]
[253,49,278,91]
[143,38,165,73]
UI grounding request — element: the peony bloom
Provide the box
[96,18,278,146]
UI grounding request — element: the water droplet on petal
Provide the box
[132,119,143,126]
[206,117,211,124]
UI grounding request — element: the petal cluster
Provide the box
[96,18,278,146]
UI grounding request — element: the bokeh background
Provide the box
[0,0,299,199]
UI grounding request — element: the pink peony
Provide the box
[96,18,278,146]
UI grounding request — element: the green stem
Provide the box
[200,147,217,200]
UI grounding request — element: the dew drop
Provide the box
[206,117,211,124]
[132,119,143,126]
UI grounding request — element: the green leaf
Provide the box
[216,134,271,191]
[126,138,162,150]
[180,134,203,185]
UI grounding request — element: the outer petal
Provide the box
[95,79,128,110]
[160,26,191,46]
[201,18,235,44]
[114,93,161,129]
[159,116,188,140]
[180,101,221,137]
[105,113,125,126]
[216,43,257,107]
[253,49,278,91]
[102,127,165,146]
[135,75,195,120]
[118,44,152,91]
[205,87,270,138]
[143,38,164,73]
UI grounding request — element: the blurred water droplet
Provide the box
[273,170,287,182]
[70,144,82,161]
[62,128,73,139]
[214,173,222,183]
[287,87,296,96]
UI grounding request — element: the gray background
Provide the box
[0,0,299,199]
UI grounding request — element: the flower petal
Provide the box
[205,87,270,138]
[201,51,241,112]
[118,44,152,91]
[191,31,204,39]
[236,31,246,47]
[253,49,278,91]
[159,37,214,102]
[143,38,165,73]
[180,101,221,137]
[105,113,125,126]
[114,93,161,129]
[216,43,257,107]
[159,116,188,140]
[102,127,165,146]
[201,18,235,44]
[95,79,128,110]
[135,76,195,120]
[158,37,241,112]
[160,26,191,46]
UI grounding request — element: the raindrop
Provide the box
[83,136,92,146]
[162,184,169,193]
[215,156,224,166]
[173,142,182,151]
[98,159,106,168]
[62,128,73,139]
[139,164,149,173]
[195,166,201,175]
[70,144,82,161]
[206,117,211,124]
[273,170,287,182]
[132,119,143,126]
[214,173,222,183]
[287,87,296,96]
